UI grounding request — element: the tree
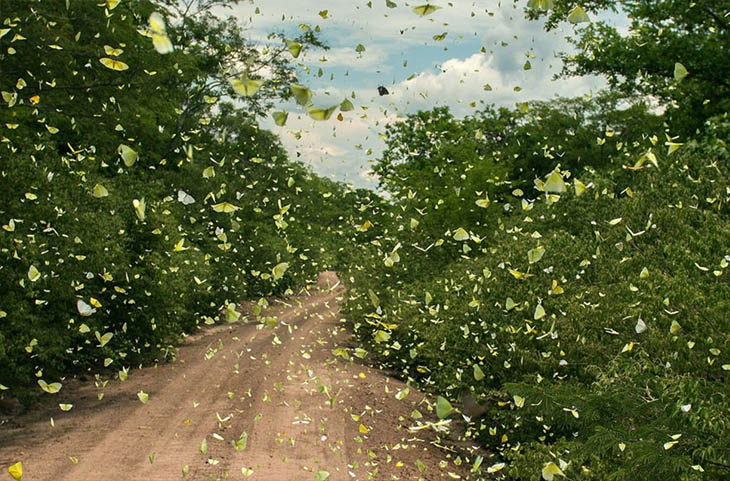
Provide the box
[524,0,730,135]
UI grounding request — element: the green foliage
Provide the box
[524,0,730,135]
[341,115,730,479]
[0,0,347,396]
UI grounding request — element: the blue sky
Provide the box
[220,1,622,190]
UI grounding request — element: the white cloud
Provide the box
[212,1,622,189]
[389,52,604,116]
[301,45,390,70]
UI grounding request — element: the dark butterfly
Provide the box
[377,86,389,96]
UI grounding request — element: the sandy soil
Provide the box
[0,273,486,481]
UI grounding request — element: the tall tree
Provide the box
[524,0,730,135]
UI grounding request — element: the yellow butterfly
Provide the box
[117,144,137,166]
[149,12,173,54]
[285,40,302,58]
[527,0,553,9]
[230,77,263,97]
[412,3,441,16]
[106,0,121,9]
[674,62,688,81]
[452,227,469,241]
[38,379,62,393]
[103,45,123,56]
[307,105,337,121]
[8,462,22,481]
[173,238,188,251]
[340,98,355,112]
[542,462,564,481]
[290,83,312,106]
[211,202,239,213]
[272,262,289,281]
[92,184,109,198]
[28,265,41,282]
[100,57,129,71]
[543,169,567,193]
[272,111,288,126]
[132,198,145,221]
[567,5,590,24]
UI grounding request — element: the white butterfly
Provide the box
[635,318,648,334]
[77,299,97,317]
[177,190,195,205]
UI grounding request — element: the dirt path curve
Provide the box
[0,273,484,481]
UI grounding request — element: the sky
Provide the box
[217,0,622,190]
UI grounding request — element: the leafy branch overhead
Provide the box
[523,0,730,134]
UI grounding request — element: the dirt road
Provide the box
[0,273,484,480]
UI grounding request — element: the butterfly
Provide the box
[377,86,389,96]
[77,299,97,317]
[285,40,302,58]
[149,12,173,54]
[230,77,263,97]
[103,45,123,56]
[412,4,441,16]
[272,111,288,126]
[527,0,553,10]
[340,98,355,111]
[212,202,239,213]
[307,105,337,121]
[177,190,195,205]
[99,57,129,71]
[117,144,138,166]
[543,169,567,193]
[290,83,312,106]
[567,5,590,24]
